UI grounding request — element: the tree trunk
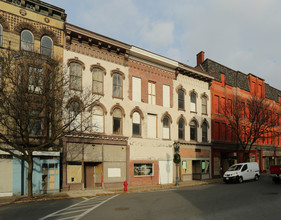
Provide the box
[27,154,34,198]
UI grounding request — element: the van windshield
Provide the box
[228,165,242,171]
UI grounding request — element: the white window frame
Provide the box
[148,82,156,104]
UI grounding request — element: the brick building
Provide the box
[197,51,281,177]
[0,0,65,196]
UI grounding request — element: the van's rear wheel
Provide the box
[254,175,259,181]
[238,176,243,183]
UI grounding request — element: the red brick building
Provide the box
[197,51,281,177]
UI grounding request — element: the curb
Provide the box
[0,179,223,207]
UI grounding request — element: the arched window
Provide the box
[178,118,185,140]
[190,120,197,141]
[163,116,170,139]
[41,36,53,57]
[21,30,34,51]
[69,102,81,131]
[0,24,2,47]
[178,89,185,110]
[69,62,82,91]
[113,73,123,98]
[92,68,104,94]
[132,112,141,136]
[92,106,104,133]
[202,121,208,142]
[202,95,207,114]
[190,92,196,112]
[113,108,122,134]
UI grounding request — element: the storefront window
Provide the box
[134,163,153,176]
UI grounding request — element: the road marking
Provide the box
[39,195,119,220]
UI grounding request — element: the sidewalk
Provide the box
[0,178,223,207]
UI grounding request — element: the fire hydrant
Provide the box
[123,180,128,192]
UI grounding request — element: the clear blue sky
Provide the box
[45,0,281,90]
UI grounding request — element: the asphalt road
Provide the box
[0,175,280,220]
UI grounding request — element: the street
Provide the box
[0,175,280,220]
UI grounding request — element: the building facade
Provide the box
[0,0,65,196]
[197,51,281,177]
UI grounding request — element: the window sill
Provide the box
[132,135,142,138]
[133,175,154,178]
[178,108,185,112]
[190,111,197,114]
[112,96,123,100]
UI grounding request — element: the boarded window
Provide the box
[163,85,170,107]
[132,77,141,102]
[147,114,157,138]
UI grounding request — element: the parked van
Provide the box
[223,162,260,183]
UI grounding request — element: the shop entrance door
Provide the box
[84,164,95,189]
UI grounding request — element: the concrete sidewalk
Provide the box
[0,178,223,207]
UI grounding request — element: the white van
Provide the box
[223,162,260,183]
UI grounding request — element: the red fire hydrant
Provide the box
[123,181,128,192]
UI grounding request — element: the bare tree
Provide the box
[224,95,279,161]
[0,49,97,198]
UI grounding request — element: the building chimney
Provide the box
[196,51,205,66]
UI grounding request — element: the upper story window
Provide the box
[41,36,53,57]
[70,62,82,91]
[178,89,185,110]
[163,85,170,107]
[92,106,104,133]
[113,108,122,134]
[162,116,170,139]
[132,76,141,102]
[92,68,104,95]
[202,95,207,115]
[0,24,2,47]
[178,117,185,140]
[148,81,156,104]
[190,120,197,141]
[69,101,82,131]
[132,111,141,136]
[29,110,42,136]
[147,114,157,138]
[202,121,208,142]
[28,66,43,94]
[21,30,34,51]
[190,92,197,112]
[113,73,123,98]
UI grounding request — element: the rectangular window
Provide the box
[221,123,226,140]
[147,114,157,138]
[92,107,103,133]
[92,69,103,94]
[214,122,220,140]
[113,74,122,98]
[70,63,82,90]
[220,97,226,114]
[214,95,219,113]
[202,97,207,114]
[29,110,42,136]
[132,77,141,102]
[190,93,196,112]
[148,82,156,104]
[28,66,43,93]
[163,85,170,107]
[227,99,232,116]
[258,84,262,97]
[134,163,153,176]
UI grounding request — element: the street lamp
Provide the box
[173,141,181,186]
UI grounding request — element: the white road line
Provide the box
[39,195,119,220]
[73,194,119,220]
